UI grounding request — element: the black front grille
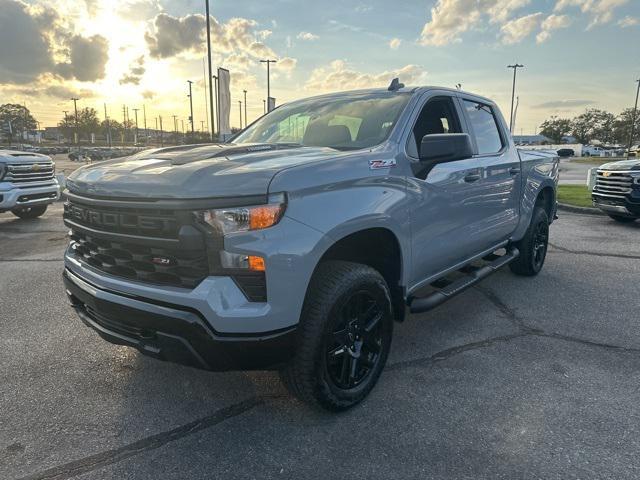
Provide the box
[69,231,209,289]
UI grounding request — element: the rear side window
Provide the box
[463,100,504,155]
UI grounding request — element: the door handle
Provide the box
[464,173,481,183]
[509,167,521,175]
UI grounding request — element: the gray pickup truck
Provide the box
[0,150,60,219]
[62,82,558,410]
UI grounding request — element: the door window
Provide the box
[463,101,504,155]
[407,97,462,158]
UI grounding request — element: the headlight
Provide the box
[195,193,286,236]
[0,163,5,181]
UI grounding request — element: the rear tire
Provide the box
[509,206,549,277]
[11,205,47,219]
[280,261,393,411]
[607,214,636,223]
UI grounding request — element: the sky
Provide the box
[0,0,638,134]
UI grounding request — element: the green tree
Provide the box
[58,107,100,142]
[571,108,616,144]
[613,108,640,146]
[0,104,38,143]
[539,116,572,143]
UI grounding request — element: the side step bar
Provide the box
[408,248,520,314]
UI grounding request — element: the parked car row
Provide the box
[68,147,147,162]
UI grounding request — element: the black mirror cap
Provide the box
[419,133,474,164]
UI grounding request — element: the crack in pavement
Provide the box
[549,242,640,261]
[17,397,269,480]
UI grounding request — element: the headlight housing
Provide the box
[195,193,286,236]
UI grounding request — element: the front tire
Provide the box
[280,261,393,411]
[509,206,549,277]
[11,205,47,219]
[607,214,636,223]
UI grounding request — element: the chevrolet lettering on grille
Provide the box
[65,203,175,234]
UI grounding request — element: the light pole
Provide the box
[507,64,524,134]
[205,0,215,141]
[143,104,148,144]
[70,97,79,144]
[239,100,243,129]
[243,90,247,126]
[187,80,195,134]
[260,59,277,111]
[628,78,640,152]
[263,99,266,115]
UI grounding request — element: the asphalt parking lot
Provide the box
[1,203,639,479]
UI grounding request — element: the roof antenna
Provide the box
[388,78,404,91]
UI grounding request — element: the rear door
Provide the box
[458,96,521,251]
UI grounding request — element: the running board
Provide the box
[408,248,520,314]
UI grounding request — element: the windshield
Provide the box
[233,92,410,150]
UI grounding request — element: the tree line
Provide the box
[539,107,639,145]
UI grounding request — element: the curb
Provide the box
[557,202,604,216]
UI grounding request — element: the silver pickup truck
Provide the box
[0,150,60,219]
[62,82,559,410]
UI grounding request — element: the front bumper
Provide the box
[0,181,60,211]
[64,268,296,371]
[592,194,640,217]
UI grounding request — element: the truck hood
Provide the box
[600,159,640,171]
[66,143,338,199]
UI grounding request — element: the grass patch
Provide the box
[557,185,593,208]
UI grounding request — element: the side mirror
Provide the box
[419,133,474,164]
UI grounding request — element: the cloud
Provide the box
[278,57,297,72]
[142,90,156,100]
[419,0,530,45]
[0,1,110,84]
[305,60,424,92]
[500,12,544,44]
[0,0,55,83]
[297,31,319,41]
[354,3,372,13]
[536,14,572,42]
[145,14,277,60]
[119,56,146,85]
[56,34,110,82]
[533,99,596,109]
[116,0,162,22]
[389,38,402,49]
[554,0,629,28]
[618,16,639,27]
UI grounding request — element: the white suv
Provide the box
[0,150,60,219]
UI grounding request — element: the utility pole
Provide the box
[202,58,210,138]
[172,115,178,144]
[205,0,215,141]
[201,120,205,132]
[70,97,79,144]
[243,90,248,126]
[132,108,140,145]
[260,59,277,111]
[155,117,158,145]
[187,80,195,134]
[239,100,243,129]
[104,103,112,148]
[628,78,640,152]
[263,99,266,115]
[143,104,148,145]
[507,64,524,134]
[159,116,164,147]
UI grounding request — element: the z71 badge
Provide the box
[369,159,396,170]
